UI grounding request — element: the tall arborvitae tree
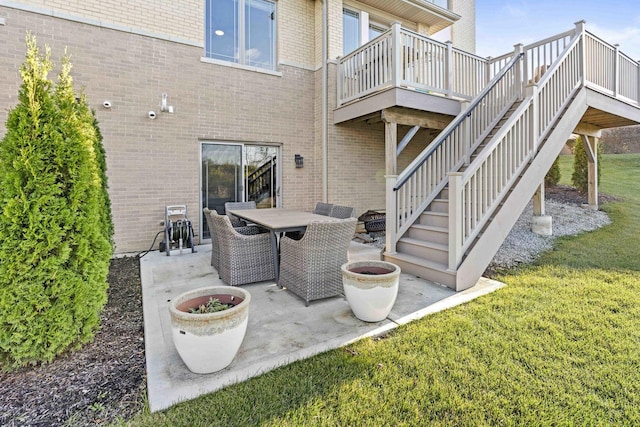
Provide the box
[91,113,114,245]
[0,35,112,369]
[56,53,113,247]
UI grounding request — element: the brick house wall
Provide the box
[0,0,474,253]
[0,3,317,253]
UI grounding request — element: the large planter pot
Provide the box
[168,286,250,374]
[341,260,401,322]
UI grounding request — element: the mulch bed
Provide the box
[0,256,146,426]
[545,184,619,205]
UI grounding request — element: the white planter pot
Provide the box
[168,286,250,374]
[342,260,400,322]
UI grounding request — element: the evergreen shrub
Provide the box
[572,136,602,193]
[0,35,112,369]
[545,156,561,187]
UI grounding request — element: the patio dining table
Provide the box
[226,208,342,283]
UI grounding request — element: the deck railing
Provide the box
[337,23,511,107]
[584,31,640,102]
[448,22,640,269]
[387,21,640,267]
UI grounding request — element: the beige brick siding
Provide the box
[3,0,203,43]
[279,0,317,67]
[450,0,476,53]
[2,0,320,68]
[0,7,317,253]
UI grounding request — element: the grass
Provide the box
[125,154,640,426]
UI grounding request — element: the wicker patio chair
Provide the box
[313,202,334,216]
[279,217,357,306]
[224,201,256,227]
[329,205,356,219]
[203,208,219,269]
[204,208,261,272]
[210,211,275,286]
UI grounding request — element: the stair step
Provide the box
[420,211,448,227]
[384,252,455,288]
[429,198,448,213]
[397,237,448,264]
[408,224,448,244]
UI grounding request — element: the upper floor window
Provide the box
[343,9,360,55]
[369,23,386,40]
[343,8,388,55]
[206,0,276,70]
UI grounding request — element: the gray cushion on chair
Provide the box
[313,202,334,216]
[224,201,257,227]
[329,205,356,219]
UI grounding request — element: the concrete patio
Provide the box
[141,242,505,412]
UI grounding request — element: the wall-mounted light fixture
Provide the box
[295,154,304,168]
[161,93,174,113]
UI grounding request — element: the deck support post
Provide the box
[384,119,398,254]
[581,134,599,210]
[532,182,552,236]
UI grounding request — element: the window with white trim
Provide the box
[205,0,276,70]
[342,8,388,55]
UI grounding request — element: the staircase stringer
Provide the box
[454,88,589,290]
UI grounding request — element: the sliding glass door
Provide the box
[201,142,279,240]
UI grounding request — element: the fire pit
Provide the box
[358,210,386,233]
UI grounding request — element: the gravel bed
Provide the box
[355,185,614,274]
[487,199,611,273]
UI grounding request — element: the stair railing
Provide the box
[447,24,585,269]
[387,48,524,253]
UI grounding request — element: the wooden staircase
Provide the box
[386,102,523,287]
[384,23,640,291]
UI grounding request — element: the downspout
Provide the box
[321,0,329,202]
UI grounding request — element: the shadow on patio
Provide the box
[140,243,504,412]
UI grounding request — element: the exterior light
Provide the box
[295,154,304,168]
[215,30,224,36]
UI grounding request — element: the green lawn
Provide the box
[125,154,640,426]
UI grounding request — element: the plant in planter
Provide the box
[341,260,401,322]
[168,286,250,374]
